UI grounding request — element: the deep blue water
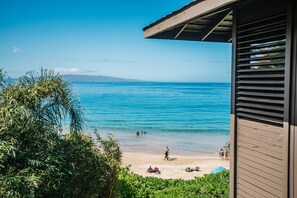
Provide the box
[71,82,231,156]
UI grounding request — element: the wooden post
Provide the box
[230,6,237,198]
[290,0,297,197]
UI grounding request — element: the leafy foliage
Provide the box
[117,168,229,198]
[0,68,5,88]
[0,68,229,197]
[0,69,121,197]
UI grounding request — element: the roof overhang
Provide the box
[143,0,238,43]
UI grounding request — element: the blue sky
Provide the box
[0,0,232,82]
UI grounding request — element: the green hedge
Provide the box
[117,167,229,198]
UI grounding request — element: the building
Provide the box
[143,0,297,197]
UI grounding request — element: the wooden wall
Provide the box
[236,119,285,197]
[231,0,293,197]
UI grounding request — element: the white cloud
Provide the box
[54,67,81,73]
[12,46,22,54]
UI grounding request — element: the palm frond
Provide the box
[17,68,84,132]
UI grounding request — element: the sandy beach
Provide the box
[122,152,230,180]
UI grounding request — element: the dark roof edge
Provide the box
[143,0,203,31]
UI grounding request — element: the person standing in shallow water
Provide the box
[164,146,169,160]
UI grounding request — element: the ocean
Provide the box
[71,82,231,156]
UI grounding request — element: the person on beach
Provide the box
[136,131,139,136]
[224,148,229,160]
[219,148,224,159]
[146,166,161,174]
[146,166,153,173]
[164,146,169,160]
[154,167,161,174]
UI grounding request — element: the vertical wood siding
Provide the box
[236,119,285,198]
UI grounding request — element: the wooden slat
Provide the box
[237,80,285,84]
[237,178,279,198]
[238,168,283,192]
[237,48,285,56]
[237,91,284,98]
[237,172,282,197]
[237,156,283,179]
[237,20,286,34]
[238,141,283,160]
[237,34,286,45]
[237,26,286,39]
[237,184,262,198]
[237,192,247,198]
[237,13,286,28]
[238,132,283,154]
[238,147,283,171]
[238,55,285,62]
[236,194,246,198]
[239,130,283,147]
[237,74,284,78]
[237,102,284,111]
[238,124,283,138]
[237,97,284,104]
[237,86,284,91]
[238,145,283,170]
[237,113,283,125]
[237,118,284,133]
[237,68,284,73]
[237,108,283,118]
[237,61,285,67]
[237,40,285,50]
[238,159,283,183]
[238,135,283,153]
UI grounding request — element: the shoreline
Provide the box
[121,152,230,180]
[64,128,230,157]
[120,147,218,157]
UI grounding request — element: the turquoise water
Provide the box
[71,82,231,156]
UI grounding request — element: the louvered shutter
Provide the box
[236,13,286,127]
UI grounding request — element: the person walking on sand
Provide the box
[219,148,224,159]
[164,146,169,160]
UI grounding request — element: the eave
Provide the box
[143,0,238,43]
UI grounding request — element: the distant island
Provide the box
[6,74,142,83]
[61,74,142,82]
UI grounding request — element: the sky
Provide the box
[0,0,232,82]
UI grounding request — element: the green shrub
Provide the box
[117,168,229,198]
[0,69,121,197]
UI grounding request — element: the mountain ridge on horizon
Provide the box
[61,74,142,82]
[6,74,231,83]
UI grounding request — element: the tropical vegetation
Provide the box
[0,68,229,197]
[117,168,229,198]
[0,69,121,197]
